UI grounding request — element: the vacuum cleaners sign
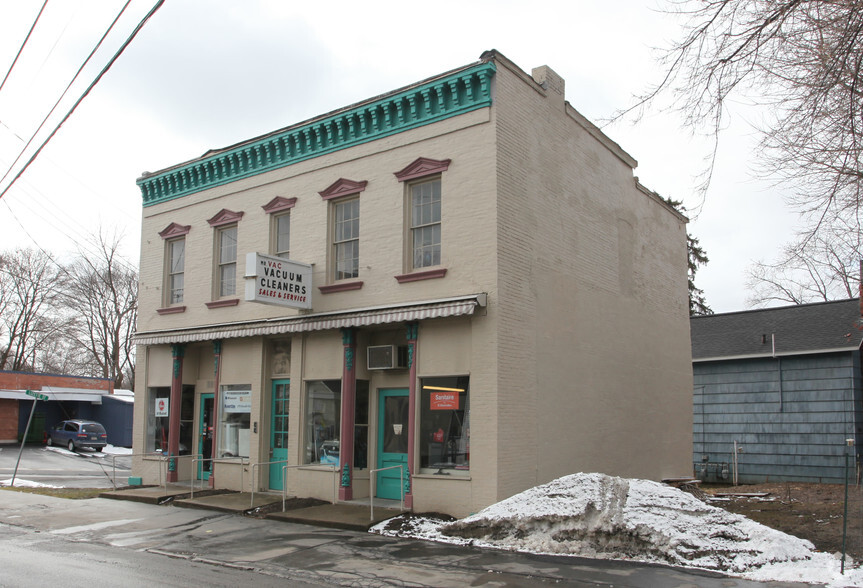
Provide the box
[244,252,312,309]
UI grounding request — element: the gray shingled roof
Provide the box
[690,298,863,361]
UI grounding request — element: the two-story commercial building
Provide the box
[132,50,693,517]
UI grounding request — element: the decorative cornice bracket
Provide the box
[138,62,496,207]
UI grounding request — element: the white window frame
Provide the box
[166,238,185,304]
[158,223,191,309]
[408,177,442,269]
[273,212,290,259]
[332,197,360,281]
[216,225,238,297]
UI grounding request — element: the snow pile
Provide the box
[372,472,863,587]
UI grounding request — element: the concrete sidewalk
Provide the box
[101,485,403,531]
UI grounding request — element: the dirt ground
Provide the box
[702,482,863,561]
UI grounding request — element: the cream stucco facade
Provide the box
[132,51,693,517]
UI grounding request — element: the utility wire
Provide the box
[4,197,140,295]
[0,0,166,203]
[0,119,139,275]
[0,0,134,189]
[0,0,50,95]
[3,184,140,276]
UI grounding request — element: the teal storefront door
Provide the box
[376,388,409,500]
[197,394,214,480]
[269,379,290,490]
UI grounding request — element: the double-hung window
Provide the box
[158,222,191,309]
[333,198,359,280]
[263,196,296,260]
[394,157,450,276]
[217,225,238,297]
[409,178,441,268]
[207,209,244,302]
[274,213,290,258]
[167,239,185,303]
[318,179,366,287]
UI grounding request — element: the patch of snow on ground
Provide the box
[101,445,132,456]
[371,472,863,588]
[44,444,131,458]
[0,478,58,488]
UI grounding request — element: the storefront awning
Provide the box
[133,293,488,346]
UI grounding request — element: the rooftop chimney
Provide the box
[532,65,565,109]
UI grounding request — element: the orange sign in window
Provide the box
[430,391,459,410]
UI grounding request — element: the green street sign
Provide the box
[25,389,49,401]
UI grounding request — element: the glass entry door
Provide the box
[269,379,290,490]
[376,388,409,500]
[197,394,214,480]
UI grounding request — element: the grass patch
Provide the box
[1,486,105,499]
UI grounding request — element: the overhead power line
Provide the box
[0,0,166,203]
[0,0,50,95]
[0,0,134,190]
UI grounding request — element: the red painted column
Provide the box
[338,328,357,501]
[209,340,222,488]
[405,322,418,509]
[167,344,185,483]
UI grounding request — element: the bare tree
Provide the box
[62,232,138,388]
[0,249,66,371]
[746,221,862,305]
[630,0,863,238]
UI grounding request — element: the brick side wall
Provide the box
[493,58,693,501]
[0,399,18,442]
[0,372,113,393]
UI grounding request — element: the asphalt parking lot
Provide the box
[0,443,131,488]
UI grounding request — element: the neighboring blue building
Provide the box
[691,298,863,484]
[0,370,133,447]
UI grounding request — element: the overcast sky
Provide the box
[0,0,801,314]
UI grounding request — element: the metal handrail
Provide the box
[280,464,338,511]
[249,459,291,507]
[190,455,244,499]
[167,453,202,491]
[110,451,163,490]
[369,465,405,520]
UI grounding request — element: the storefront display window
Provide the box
[147,387,170,453]
[420,376,469,472]
[146,386,194,454]
[305,380,340,464]
[219,384,251,458]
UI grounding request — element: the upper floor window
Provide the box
[394,157,450,273]
[207,209,244,300]
[274,213,290,258]
[262,196,297,260]
[217,225,238,297]
[168,239,185,303]
[333,198,359,280]
[409,178,441,268]
[158,222,191,308]
[318,178,367,284]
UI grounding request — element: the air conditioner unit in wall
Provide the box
[367,345,409,370]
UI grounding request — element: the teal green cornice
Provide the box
[138,62,496,207]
